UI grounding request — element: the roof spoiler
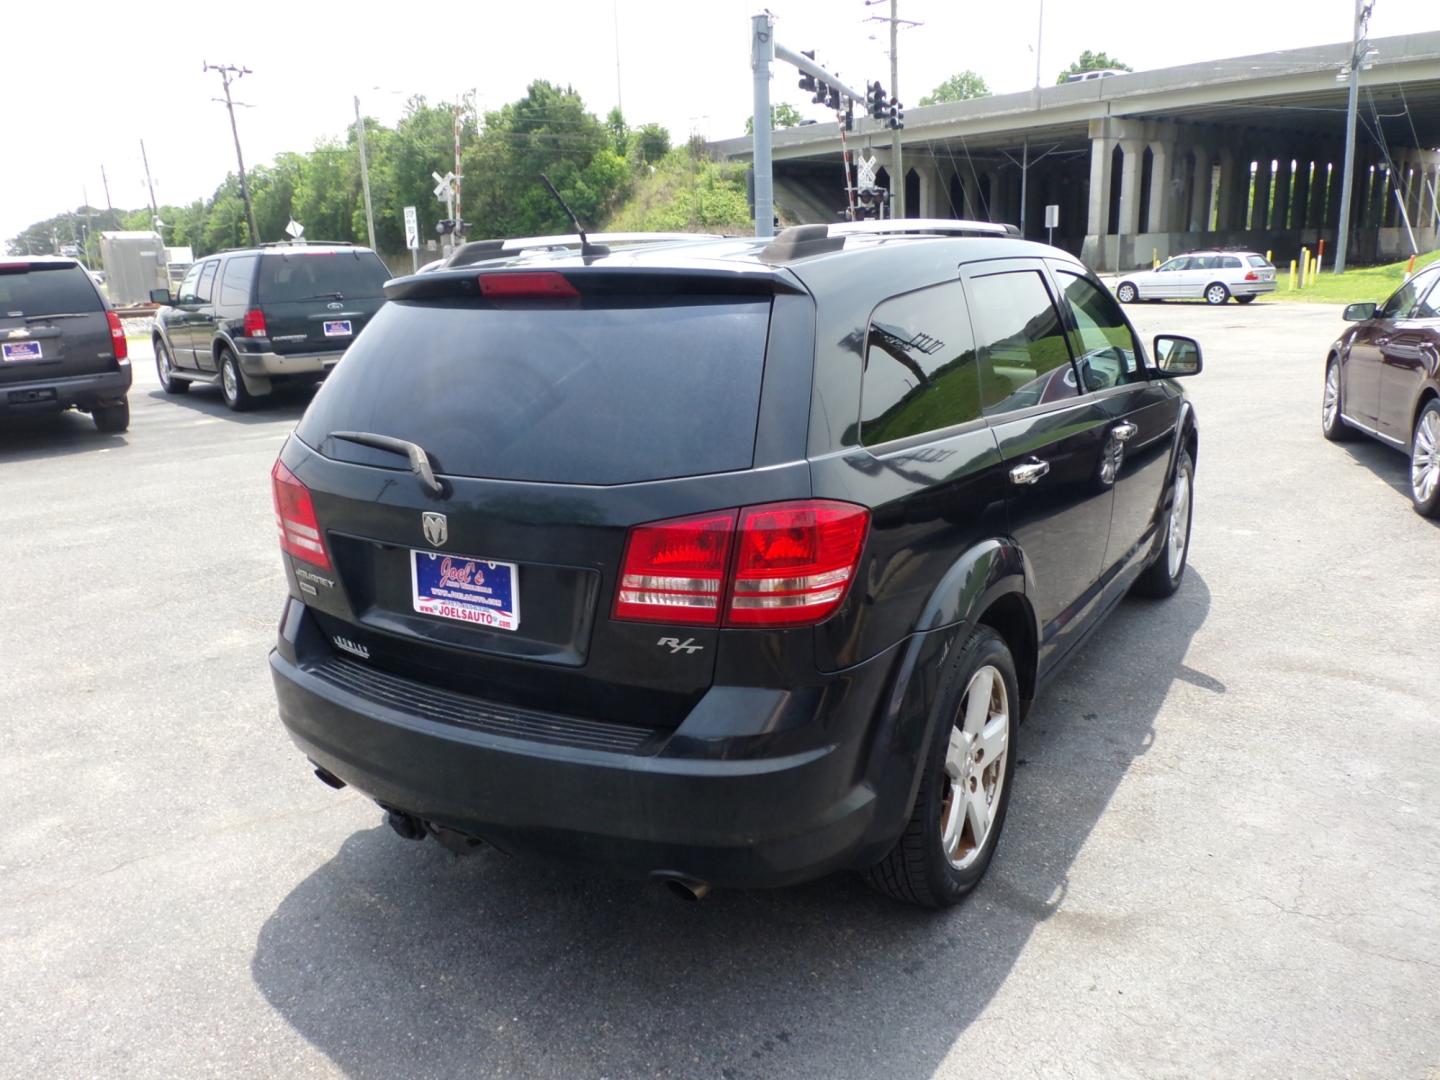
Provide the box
[443,232,724,269]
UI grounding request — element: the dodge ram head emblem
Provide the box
[422,511,448,548]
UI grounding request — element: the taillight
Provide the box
[614,510,736,625]
[728,501,870,626]
[271,459,331,571]
[105,310,128,363]
[244,308,268,337]
[1244,270,1259,281]
[477,272,579,298]
[612,500,870,629]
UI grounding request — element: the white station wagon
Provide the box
[1115,251,1277,306]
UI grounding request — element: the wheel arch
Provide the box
[1414,386,1439,433]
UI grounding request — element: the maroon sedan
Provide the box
[1322,263,1440,518]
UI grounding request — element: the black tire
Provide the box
[92,399,130,434]
[1321,356,1356,442]
[1133,447,1194,598]
[1203,282,1230,305]
[1234,295,1257,305]
[1410,399,1440,519]
[219,349,254,412]
[864,626,1019,908]
[1116,281,1138,304]
[155,337,189,394]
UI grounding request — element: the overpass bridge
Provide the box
[711,32,1440,270]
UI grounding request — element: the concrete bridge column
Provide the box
[1117,139,1145,237]
[1087,136,1117,237]
[962,172,981,221]
[1146,141,1174,233]
[1215,148,1239,232]
[1188,147,1212,231]
[1291,160,1311,231]
[1251,156,1272,230]
[1272,158,1293,230]
[911,162,942,219]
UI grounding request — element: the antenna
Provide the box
[538,174,609,258]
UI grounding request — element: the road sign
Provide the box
[432,171,456,202]
[285,219,305,239]
[1044,205,1060,229]
[404,206,419,250]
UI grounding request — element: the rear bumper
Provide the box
[271,600,917,889]
[0,367,130,414]
[1230,280,1277,296]
[239,348,344,377]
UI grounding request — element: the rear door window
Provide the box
[257,251,390,302]
[297,294,772,485]
[219,256,256,307]
[0,263,103,316]
[861,280,982,445]
[967,270,1078,416]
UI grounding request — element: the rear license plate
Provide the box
[2,340,42,362]
[411,550,520,631]
[322,320,352,337]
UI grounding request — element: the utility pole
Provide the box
[100,164,114,216]
[1034,0,1044,89]
[354,96,376,249]
[1334,0,1374,275]
[889,0,903,216]
[139,139,160,226]
[612,0,624,115]
[204,61,261,246]
[751,13,774,237]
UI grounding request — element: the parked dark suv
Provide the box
[1321,262,1440,517]
[268,221,1203,907]
[1,257,131,432]
[150,242,390,411]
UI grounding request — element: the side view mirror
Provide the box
[1343,301,1377,322]
[149,288,174,305]
[1153,334,1202,376]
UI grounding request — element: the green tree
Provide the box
[1056,50,1133,84]
[627,123,671,166]
[919,70,990,106]
[744,103,803,135]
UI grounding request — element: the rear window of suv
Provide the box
[257,251,390,302]
[296,294,772,485]
[0,263,103,316]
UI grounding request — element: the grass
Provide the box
[1262,247,1440,305]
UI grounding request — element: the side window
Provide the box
[968,270,1078,417]
[195,261,219,304]
[219,255,256,307]
[1220,256,1242,269]
[1191,255,1216,270]
[1056,271,1146,390]
[1382,269,1440,319]
[861,280,983,445]
[176,264,203,304]
[1158,257,1188,273]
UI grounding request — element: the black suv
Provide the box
[0,257,132,432]
[150,242,390,411]
[268,222,1202,907]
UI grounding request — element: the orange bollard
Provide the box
[1318,238,1326,261]
[1408,253,1417,275]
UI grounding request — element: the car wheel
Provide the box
[92,399,130,434]
[1204,282,1230,305]
[1321,357,1356,442]
[1116,281,1138,303]
[155,338,188,395]
[1411,399,1440,518]
[219,349,254,412]
[1133,446,1194,598]
[864,625,1018,908]
[1234,295,1257,305]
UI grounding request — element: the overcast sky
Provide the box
[2,0,1433,242]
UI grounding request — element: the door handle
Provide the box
[1111,420,1139,442]
[1375,336,1391,346]
[1009,458,1050,485]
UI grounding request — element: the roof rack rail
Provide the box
[443,231,722,269]
[255,240,356,248]
[831,218,1018,239]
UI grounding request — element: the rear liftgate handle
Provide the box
[1009,458,1050,486]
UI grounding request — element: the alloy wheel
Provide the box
[1323,363,1340,431]
[1205,284,1228,305]
[939,665,1009,870]
[1413,409,1440,505]
[222,359,238,404]
[1168,464,1192,578]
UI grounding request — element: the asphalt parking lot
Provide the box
[2,303,1438,1080]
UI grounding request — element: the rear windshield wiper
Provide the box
[302,292,345,301]
[328,431,448,499]
[24,312,92,321]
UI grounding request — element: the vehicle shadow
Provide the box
[0,411,128,464]
[1339,438,1436,524]
[141,382,315,425]
[251,571,1214,1080]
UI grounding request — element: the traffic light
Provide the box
[868,81,888,121]
[827,86,841,110]
[798,50,816,95]
[844,103,854,131]
[436,219,455,235]
[888,97,905,130]
[813,78,829,105]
